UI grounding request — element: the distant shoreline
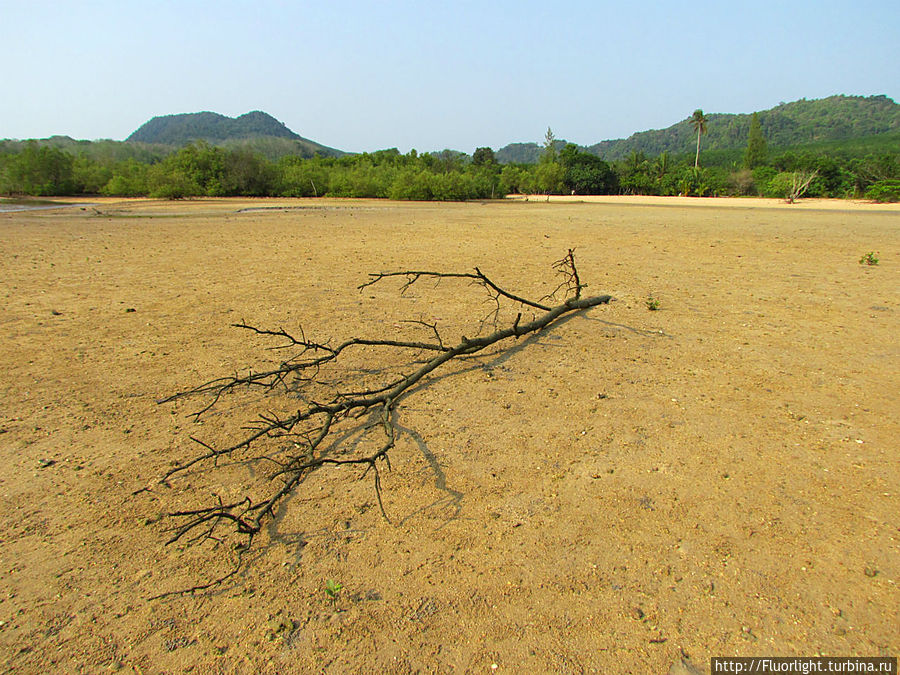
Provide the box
[509,193,899,211]
[4,195,896,214]
[0,198,95,213]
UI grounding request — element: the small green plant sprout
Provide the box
[324,579,343,606]
[859,252,879,266]
[646,295,661,311]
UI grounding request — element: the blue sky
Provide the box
[2,0,897,152]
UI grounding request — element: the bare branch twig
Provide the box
[149,252,611,597]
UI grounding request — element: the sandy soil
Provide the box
[1,197,897,673]
[515,194,900,211]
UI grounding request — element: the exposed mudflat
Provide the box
[1,197,897,672]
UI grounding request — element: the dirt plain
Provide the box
[0,196,897,673]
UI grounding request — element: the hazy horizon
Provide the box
[2,0,898,153]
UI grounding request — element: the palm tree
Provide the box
[690,109,708,168]
[654,151,669,179]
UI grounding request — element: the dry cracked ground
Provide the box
[0,196,897,673]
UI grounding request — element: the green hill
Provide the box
[494,139,570,164]
[588,95,899,161]
[497,95,899,164]
[495,142,543,164]
[126,111,344,158]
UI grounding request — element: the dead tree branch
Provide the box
[787,169,819,204]
[150,251,611,597]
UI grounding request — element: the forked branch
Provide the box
[149,251,611,598]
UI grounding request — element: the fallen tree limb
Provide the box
[150,250,611,598]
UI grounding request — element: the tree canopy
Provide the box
[743,112,768,169]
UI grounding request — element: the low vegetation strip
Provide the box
[1,95,898,201]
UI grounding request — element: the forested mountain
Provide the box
[127,111,297,143]
[498,95,899,164]
[126,111,344,158]
[496,141,570,164]
[496,143,545,164]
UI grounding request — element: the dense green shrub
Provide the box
[101,160,150,196]
[864,180,900,202]
[0,143,76,195]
